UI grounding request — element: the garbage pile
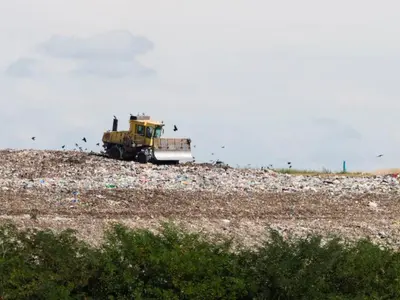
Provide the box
[0,149,399,248]
[0,149,399,196]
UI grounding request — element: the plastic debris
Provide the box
[0,149,399,248]
[0,149,399,196]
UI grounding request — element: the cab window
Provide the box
[154,127,162,138]
[136,125,144,135]
[145,126,153,138]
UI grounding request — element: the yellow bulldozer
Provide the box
[101,115,193,164]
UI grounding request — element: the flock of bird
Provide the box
[30,114,180,152]
[31,136,100,152]
[31,113,387,168]
[29,131,386,169]
[30,134,229,165]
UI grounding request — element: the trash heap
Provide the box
[0,149,400,248]
[0,149,399,196]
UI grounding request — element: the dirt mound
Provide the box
[0,149,400,248]
[371,168,400,176]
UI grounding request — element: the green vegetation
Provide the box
[272,168,369,177]
[0,222,398,299]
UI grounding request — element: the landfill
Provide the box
[0,149,400,248]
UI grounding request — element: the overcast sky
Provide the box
[1,0,399,171]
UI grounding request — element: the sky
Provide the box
[0,0,400,171]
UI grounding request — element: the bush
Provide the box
[0,223,98,299]
[0,222,398,299]
[88,223,248,299]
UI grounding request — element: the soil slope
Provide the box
[0,149,399,248]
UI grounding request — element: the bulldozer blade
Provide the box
[152,137,193,162]
[153,150,193,162]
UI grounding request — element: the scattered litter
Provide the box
[72,191,79,203]
[0,149,399,249]
[369,201,378,208]
[0,149,399,197]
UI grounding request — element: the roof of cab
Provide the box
[131,119,164,126]
[129,115,164,126]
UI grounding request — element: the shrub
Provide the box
[88,222,249,299]
[0,222,398,299]
[0,223,98,299]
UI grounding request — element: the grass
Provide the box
[272,168,372,177]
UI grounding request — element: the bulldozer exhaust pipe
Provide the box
[112,118,118,131]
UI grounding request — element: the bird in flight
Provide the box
[173,125,178,131]
[377,154,383,158]
[31,137,35,141]
[82,137,87,143]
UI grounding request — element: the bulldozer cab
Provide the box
[129,116,193,162]
[145,126,163,140]
[130,120,163,146]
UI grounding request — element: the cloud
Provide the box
[38,30,154,61]
[5,30,156,78]
[6,58,38,77]
[71,59,156,78]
